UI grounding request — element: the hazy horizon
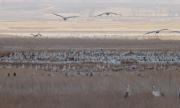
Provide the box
[0,0,180,20]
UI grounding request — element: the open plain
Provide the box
[0,20,180,108]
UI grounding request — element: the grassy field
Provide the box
[0,20,180,107]
[0,67,180,108]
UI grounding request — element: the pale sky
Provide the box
[0,0,179,20]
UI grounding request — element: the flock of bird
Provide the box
[26,11,180,38]
[2,11,180,101]
[1,50,180,65]
[0,50,179,74]
[0,50,180,99]
[30,11,123,38]
[50,12,180,37]
[52,12,122,21]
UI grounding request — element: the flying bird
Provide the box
[52,13,79,21]
[95,12,122,17]
[30,33,42,38]
[144,29,169,35]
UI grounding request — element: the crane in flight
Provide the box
[30,33,42,38]
[143,29,169,40]
[52,13,79,21]
[144,29,169,35]
[95,12,122,17]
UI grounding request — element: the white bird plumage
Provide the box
[152,85,165,97]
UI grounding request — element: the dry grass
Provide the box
[0,37,180,107]
[0,67,180,108]
[0,51,12,57]
[0,92,179,108]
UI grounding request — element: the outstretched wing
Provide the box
[30,33,42,37]
[95,13,106,17]
[109,12,122,16]
[144,31,156,35]
[144,29,169,35]
[52,13,65,19]
[30,33,36,36]
[95,12,122,17]
[66,16,79,19]
[159,29,169,32]
[37,33,42,36]
[30,33,38,37]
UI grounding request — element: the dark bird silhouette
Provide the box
[52,13,79,21]
[144,29,169,35]
[95,12,122,17]
[89,72,93,77]
[124,92,129,99]
[7,73,10,77]
[13,72,16,77]
[65,73,68,77]
[178,89,180,99]
[30,33,42,38]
